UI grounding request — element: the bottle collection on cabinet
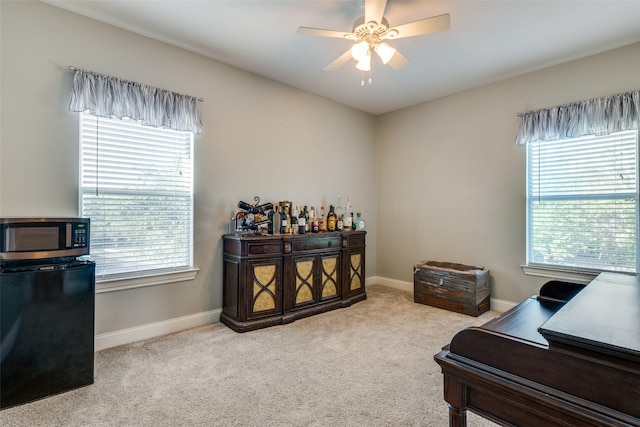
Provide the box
[231,196,365,235]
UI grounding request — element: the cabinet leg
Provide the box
[448,404,467,427]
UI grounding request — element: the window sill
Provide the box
[96,268,199,294]
[521,264,598,284]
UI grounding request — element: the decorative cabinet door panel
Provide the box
[289,251,341,310]
[320,253,340,301]
[294,257,315,307]
[247,258,282,319]
[344,249,365,297]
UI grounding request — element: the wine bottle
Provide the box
[268,209,274,234]
[237,201,253,211]
[327,205,337,232]
[351,212,356,231]
[273,206,281,235]
[238,201,274,214]
[291,206,298,234]
[281,206,289,234]
[298,206,307,234]
[318,206,327,232]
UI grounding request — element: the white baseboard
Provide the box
[95,309,221,351]
[368,275,413,292]
[96,276,519,351]
[368,275,518,313]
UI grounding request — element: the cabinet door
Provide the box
[344,248,365,297]
[247,258,282,319]
[291,255,316,309]
[289,251,341,310]
[319,252,341,301]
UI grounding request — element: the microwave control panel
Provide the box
[69,223,89,248]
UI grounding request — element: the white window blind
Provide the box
[527,130,639,273]
[80,112,194,280]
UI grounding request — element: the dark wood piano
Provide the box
[434,272,640,427]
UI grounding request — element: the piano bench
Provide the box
[413,261,490,317]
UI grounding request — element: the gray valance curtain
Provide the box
[69,68,202,134]
[515,90,640,145]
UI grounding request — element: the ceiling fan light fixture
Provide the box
[297,0,452,79]
[350,41,370,61]
[356,50,371,71]
[374,42,396,64]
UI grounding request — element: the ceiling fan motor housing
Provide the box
[349,16,398,44]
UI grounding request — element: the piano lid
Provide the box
[538,272,640,363]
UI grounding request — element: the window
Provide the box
[80,112,194,280]
[527,130,639,273]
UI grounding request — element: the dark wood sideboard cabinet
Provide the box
[221,231,366,332]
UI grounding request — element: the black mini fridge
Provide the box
[0,258,95,409]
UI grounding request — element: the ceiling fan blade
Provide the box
[389,13,450,39]
[364,0,387,25]
[324,49,353,71]
[387,50,409,70]
[296,26,352,39]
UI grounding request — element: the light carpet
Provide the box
[2,285,500,426]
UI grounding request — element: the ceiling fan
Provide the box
[296,0,450,83]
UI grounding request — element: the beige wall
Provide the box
[3,1,640,336]
[0,1,377,334]
[376,42,640,303]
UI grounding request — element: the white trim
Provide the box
[96,268,199,293]
[369,275,516,313]
[95,275,514,352]
[95,308,220,351]
[369,275,413,292]
[521,265,596,284]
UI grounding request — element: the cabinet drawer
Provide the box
[292,236,341,252]
[344,233,365,247]
[247,242,282,256]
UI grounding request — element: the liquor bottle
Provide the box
[343,198,352,231]
[351,212,356,231]
[355,212,365,230]
[336,198,344,231]
[343,213,352,231]
[327,205,337,232]
[291,206,298,234]
[311,206,319,233]
[335,197,344,227]
[273,206,281,235]
[318,206,327,232]
[309,206,315,233]
[298,206,307,234]
[281,205,289,234]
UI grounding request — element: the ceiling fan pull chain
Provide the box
[369,69,372,85]
[361,71,365,87]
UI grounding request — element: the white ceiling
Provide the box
[44,0,640,115]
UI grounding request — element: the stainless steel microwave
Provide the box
[0,217,90,261]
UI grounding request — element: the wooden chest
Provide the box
[414,261,490,316]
